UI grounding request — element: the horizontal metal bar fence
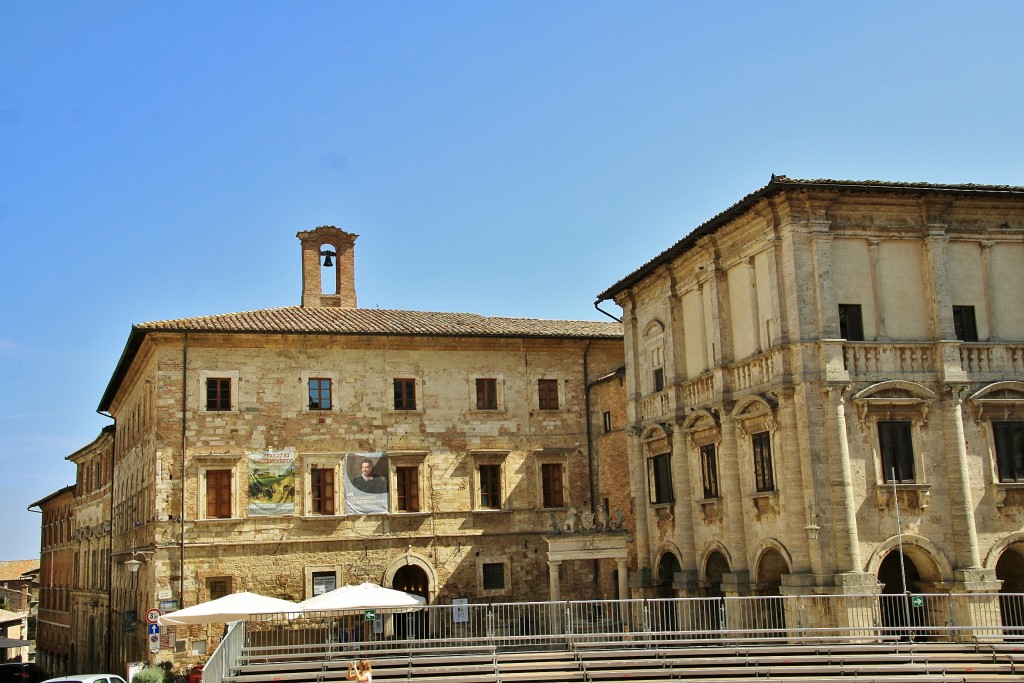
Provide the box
[237,592,1024,660]
[204,619,244,683]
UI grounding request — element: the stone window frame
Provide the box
[206,576,234,601]
[470,374,506,413]
[387,450,428,514]
[535,376,565,412]
[300,370,340,413]
[640,319,667,396]
[476,554,512,598]
[304,564,345,600]
[852,381,936,510]
[732,395,780,517]
[470,450,509,512]
[968,381,1024,507]
[199,370,240,413]
[532,448,570,510]
[388,374,424,413]
[642,426,674,506]
[195,454,243,520]
[683,411,722,522]
[302,454,343,517]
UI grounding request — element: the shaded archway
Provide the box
[878,550,927,639]
[995,543,1024,633]
[391,564,429,640]
[698,550,730,633]
[754,548,789,630]
[653,552,681,634]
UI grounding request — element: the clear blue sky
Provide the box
[2,1,1022,559]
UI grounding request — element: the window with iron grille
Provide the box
[310,467,335,515]
[952,305,979,342]
[205,469,232,518]
[538,379,559,410]
[479,464,501,509]
[878,420,915,482]
[308,378,332,410]
[482,562,505,590]
[603,411,612,433]
[206,378,231,411]
[541,463,564,508]
[208,578,231,601]
[994,421,1024,483]
[476,378,498,410]
[752,431,775,492]
[838,304,865,341]
[648,453,673,504]
[393,378,416,410]
[700,444,719,499]
[396,466,420,512]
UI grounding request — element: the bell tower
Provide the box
[297,226,358,308]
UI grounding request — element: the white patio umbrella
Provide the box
[158,591,300,626]
[298,583,426,613]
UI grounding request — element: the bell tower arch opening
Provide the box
[297,226,358,308]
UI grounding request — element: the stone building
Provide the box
[92,226,624,667]
[28,488,75,675]
[596,177,1024,611]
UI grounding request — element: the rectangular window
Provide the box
[205,469,232,519]
[393,378,416,410]
[541,463,564,508]
[479,464,501,509]
[312,571,336,596]
[208,578,230,601]
[538,379,559,410]
[476,378,498,410]
[602,411,612,433]
[838,304,865,341]
[310,467,335,515]
[653,367,665,393]
[482,562,506,590]
[396,466,420,512]
[994,421,1024,483]
[308,378,332,410]
[752,431,775,493]
[878,420,915,482]
[206,378,232,411]
[700,444,719,499]
[648,453,673,504]
[952,305,979,342]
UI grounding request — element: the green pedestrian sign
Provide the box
[911,596,924,608]
[364,609,376,621]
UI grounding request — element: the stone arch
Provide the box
[853,380,938,401]
[382,552,437,603]
[751,540,792,591]
[969,380,1024,401]
[866,534,952,587]
[642,319,666,338]
[731,394,777,423]
[985,532,1024,570]
[699,543,732,590]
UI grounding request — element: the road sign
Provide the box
[148,624,160,636]
[149,633,160,653]
[364,609,376,621]
[146,608,162,624]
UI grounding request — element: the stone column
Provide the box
[746,257,762,354]
[616,558,631,626]
[548,560,562,601]
[981,241,996,340]
[867,238,885,339]
[944,385,982,570]
[719,412,749,574]
[826,385,862,573]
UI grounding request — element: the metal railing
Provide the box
[233,592,1024,659]
[204,619,245,683]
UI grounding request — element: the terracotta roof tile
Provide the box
[0,560,39,582]
[137,307,623,339]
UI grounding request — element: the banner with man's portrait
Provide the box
[344,452,389,514]
[247,447,296,516]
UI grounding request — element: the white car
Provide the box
[43,676,127,683]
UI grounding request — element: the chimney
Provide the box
[297,226,358,308]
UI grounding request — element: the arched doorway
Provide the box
[995,544,1024,633]
[653,552,681,635]
[391,565,429,640]
[878,550,925,639]
[699,551,730,633]
[754,549,789,631]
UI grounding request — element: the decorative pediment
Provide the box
[642,319,666,338]
[642,425,672,457]
[968,381,1024,422]
[682,409,720,448]
[732,394,777,437]
[851,380,937,424]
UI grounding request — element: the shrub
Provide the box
[131,668,164,683]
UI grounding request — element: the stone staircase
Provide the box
[225,639,1024,683]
